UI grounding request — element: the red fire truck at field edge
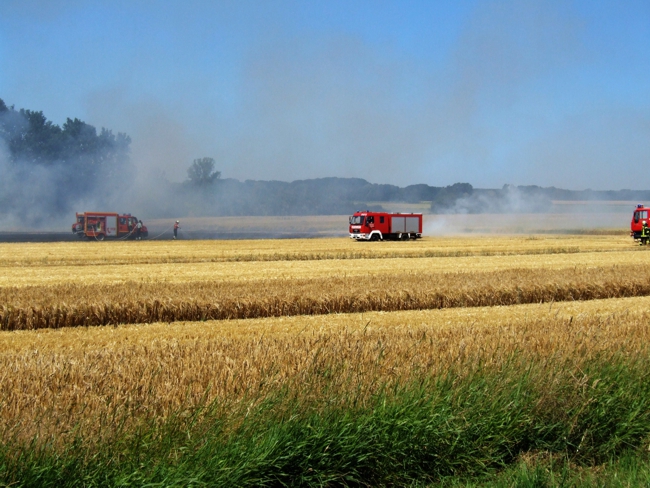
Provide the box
[72,212,148,240]
[631,204,650,242]
[349,211,422,241]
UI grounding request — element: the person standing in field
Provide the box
[136,220,143,240]
[173,220,180,239]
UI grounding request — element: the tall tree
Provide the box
[0,99,132,223]
[186,157,220,185]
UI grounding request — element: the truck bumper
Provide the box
[349,233,369,240]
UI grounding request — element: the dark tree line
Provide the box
[161,173,650,218]
[0,98,131,224]
[3,97,649,226]
[157,177,493,217]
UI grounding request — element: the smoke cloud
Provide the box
[0,105,135,230]
[1,0,648,232]
[78,0,644,191]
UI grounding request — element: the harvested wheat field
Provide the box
[2,236,650,330]
[2,295,649,441]
[0,234,635,268]
[1,235,649,486]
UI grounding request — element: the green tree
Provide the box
[430,183,474,213]
[187,157,221,185]
[0,99,132,220]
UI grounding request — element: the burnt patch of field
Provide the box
[0,230,326,242]
[0,232,78,243]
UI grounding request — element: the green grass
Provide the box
[431,451,650,487]
[1,354,649,487]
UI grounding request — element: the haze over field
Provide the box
[1,0,648,194]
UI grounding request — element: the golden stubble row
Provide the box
[2,248,648,289]
[2,265,650,330]
[0,296,648,447]
[0,235,634,269]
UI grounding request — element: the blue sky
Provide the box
[1,0,648,189]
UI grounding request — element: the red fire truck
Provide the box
[72,212,148,240]
[349,211,422,241]
[631,204,650,242]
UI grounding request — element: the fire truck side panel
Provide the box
[105,216,118,236]
[85,215,103,237]
[391,216,405,233]
[405,217,420,233]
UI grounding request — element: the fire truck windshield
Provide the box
[349,216,365,225]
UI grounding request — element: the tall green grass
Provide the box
[434,451,650,487]
[1,354,649,487]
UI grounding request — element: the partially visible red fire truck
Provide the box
[72,212,148,240]
[631,204,650,242]
[349,211,422,241]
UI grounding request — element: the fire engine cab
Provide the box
[631,204,650,241]
[349,211,422,241]
[72,212,148,240]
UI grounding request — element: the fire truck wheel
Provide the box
[96,233,105,241]
[370,234,379,241]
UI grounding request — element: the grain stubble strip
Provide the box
[3,266,650,330]
[1,305,648,447]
